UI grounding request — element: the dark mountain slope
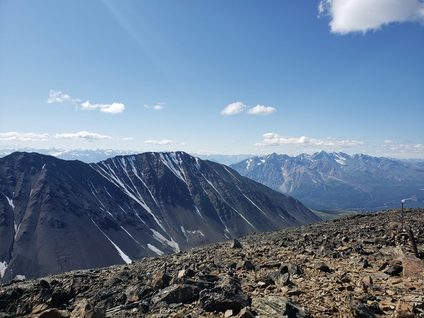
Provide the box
[0,152,318,282]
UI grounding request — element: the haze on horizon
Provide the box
[1,1,423,159]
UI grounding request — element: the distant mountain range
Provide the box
[0,149,252,165]
[0,148,136,163]
[0,151,318,282]
[231,151,424,211]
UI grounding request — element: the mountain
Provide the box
[0,151,318,282]
[1,208,422,317]
[231,151,424,211]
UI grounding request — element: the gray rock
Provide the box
[199,276,251,313]
[350,301,376,318]
[383,264,403,276]
[252,296,309,317]
[151,284,199,305]
[231,239,243,249]
[316,262,332,273]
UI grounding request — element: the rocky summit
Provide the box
[0,208,423,317]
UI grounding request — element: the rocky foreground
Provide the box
[1,208,423,317]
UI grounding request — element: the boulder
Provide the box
[151,284,200,305]
[199,276,251,313]
[252,296,308,317]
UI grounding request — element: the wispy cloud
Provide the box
[46,90,74,104]
[144,102,165,111]
[0,132,50,142]
[221,102,247,116]
[47,90,125,114]
[144,139,175,145]
[0,131,116,142]
[255,132,364,147]
[247,105,277,116]
[221,102,277,116]
[319,0,424,34]
[381,141,424,154]
[54,131,111,140]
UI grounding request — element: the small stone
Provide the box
[32,303,49,314]
[275,273,290,286]
[288,264,303,276]
[383,264,403,276]
[236,260,255,271]
[279,264,289,274]
[350,301,376,318]
[316,262,332,273]
[151,271,172,289]
[238,307,255,318]
[38,309,71,318]
[394,301,414,318]
[362,259,372,268]
[224,309,234,317]
[362,276,373,287]
[70,298,105,318]
[231,239,243,249]
[341,236,350,243]
[177,268,196,280]
[379,299,396,311]
[39,280,50,290]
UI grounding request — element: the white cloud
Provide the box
[80,101,125,114]
[256,132,364,147]
[247,105,277,115]
[0,132,49,141]
[319,0,424,34]
[144,102,165,110]
[47,90,125,114]
[54,131,111,141]
[144,139,176,145]
[46,90,73,104]
[221,102,278,116]
[221,102,247,116]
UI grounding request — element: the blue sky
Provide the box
[1,0,423,158]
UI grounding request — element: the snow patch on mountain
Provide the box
[0,261,7,279]
[159,153,189,187]
[147,244,164,256]
[3,194,14,209]
[95,161,166,232]
[91,219,132,264]
[151,228,180,252]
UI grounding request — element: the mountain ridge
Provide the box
[231,151,424,211]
